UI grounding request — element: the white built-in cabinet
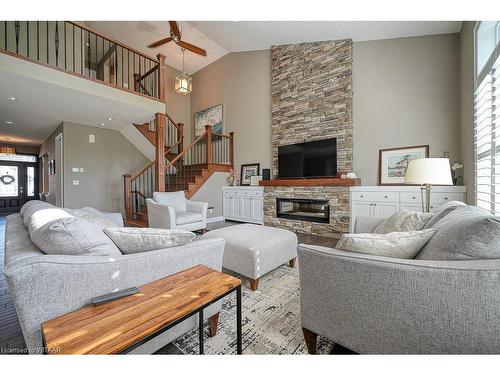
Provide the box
[222,186,264,224]
[349,186,467,233]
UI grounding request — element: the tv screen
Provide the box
[278,138,337,178]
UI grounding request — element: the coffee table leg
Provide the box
[199,309,204,355]
[236,285,242,354]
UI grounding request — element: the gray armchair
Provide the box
[146,191,208,232]
[298,208,500,354]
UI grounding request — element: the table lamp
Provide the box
[404,158,453,212]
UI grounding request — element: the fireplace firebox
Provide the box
[276,198,330,223]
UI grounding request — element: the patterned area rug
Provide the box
[172,262,335,354]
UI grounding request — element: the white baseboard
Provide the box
[207,216,225,224]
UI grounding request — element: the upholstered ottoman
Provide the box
[202,224,298,291]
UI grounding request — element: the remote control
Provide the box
[90,287,140,306]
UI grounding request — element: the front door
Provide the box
[0,156,38,214]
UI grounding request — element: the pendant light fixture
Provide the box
[175,48,192,95]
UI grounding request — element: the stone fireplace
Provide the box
[263,38,354,238]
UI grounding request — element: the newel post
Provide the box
[178,123,184,154]
[133,73,140,93]
[229,132,235,167]
[155,113,166,192]
[156,53,166,102]
[123,174,132,221]
[205,125,213,164]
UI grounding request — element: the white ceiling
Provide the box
[85,21,229,75]
[86,21,462,73]
[0,69,155,146]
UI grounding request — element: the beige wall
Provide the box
[39,124,63,205]
[459,22,475,204]
[352,33,461,185]
[62,122,149,213]
[190,35,462,186]
[190,51,273,176]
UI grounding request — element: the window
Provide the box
[474,21,500,215]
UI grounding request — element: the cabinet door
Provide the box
[352,201,373,219]
[223,196,233,217]
[252,198,263,223]
[241,197,253,219]
[232,196,241,218]
[373,202,399,218]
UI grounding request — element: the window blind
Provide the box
[474,52,500,215]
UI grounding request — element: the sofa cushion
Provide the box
[65,207,117,229]
[373,209,434,234]
[416,206,500,260]
[176,211,203,225]
[20,200,48,216]
[422,200,467,229]
[104,227,195,254]
[21,201,53,226]
[153,191,187,212]
[28,207,121,256]
[336,229,437,259]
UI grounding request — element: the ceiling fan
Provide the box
[148,21,206,56]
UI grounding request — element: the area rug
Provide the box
[172,262,335,354]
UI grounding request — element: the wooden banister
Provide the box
[164,130,208,171]
[157,54,166,102]
[205,125,213,164]
[123,174,132,221]
[177,123,184,153]
[155,113,165,192]
[230,132,235,166]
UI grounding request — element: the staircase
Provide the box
[123,114,234,227]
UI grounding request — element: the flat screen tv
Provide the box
[278,138,337,178]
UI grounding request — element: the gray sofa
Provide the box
[4,202,225,354]
[298,202,500,354]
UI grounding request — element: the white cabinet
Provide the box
[349,186,467,233]
[222,186,264,224]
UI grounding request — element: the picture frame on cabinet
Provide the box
[378,145,429,185]
[240,163,260,186]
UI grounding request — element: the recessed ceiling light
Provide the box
[107,117,113,121]
[4,121,13,125]
[8,96,17,101]
[99,122,105,126]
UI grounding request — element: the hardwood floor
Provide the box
[0,217,339,355]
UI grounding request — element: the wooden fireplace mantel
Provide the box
[259,178,361,187]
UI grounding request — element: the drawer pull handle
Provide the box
[412,196,416,199]
[444,197,448,200]
[384,195,388,198]
[360,195,364,198]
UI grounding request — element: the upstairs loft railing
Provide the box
[0,21,164,101]
[123,122,234,222]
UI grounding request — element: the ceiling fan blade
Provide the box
[148,37,173,48]
[169,21,181,39]
[176,40,207,56]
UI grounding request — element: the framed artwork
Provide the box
[378,145,429,185]
[240,163,260,186]
[194,104,223,136]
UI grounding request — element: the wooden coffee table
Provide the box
[41,265,242,354]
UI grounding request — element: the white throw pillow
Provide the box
[373,209,434,234]
[104,227,196,254]
[30,216,122,256]
[336,229,437,259]
[64,207,117,229]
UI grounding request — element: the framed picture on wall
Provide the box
[194,104,223,136]
[378,145,429,185]
[240,163,260,186]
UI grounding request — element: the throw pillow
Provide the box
[30,216,121,256]
[104,227,196,255]
[336,229,437,259]
[422,200,467,229]
[64,207,117,229]
[416,206,500,260]
[373,209,434,234]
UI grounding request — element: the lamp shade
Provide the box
[404,158,453,185]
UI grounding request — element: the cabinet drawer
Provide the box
[430,192,464,205]
[352,191,399,202]
[223,190,237,197]
[400,192,422,203]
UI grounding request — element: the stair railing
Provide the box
[1,21,164,100]
[123,161,156,222]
